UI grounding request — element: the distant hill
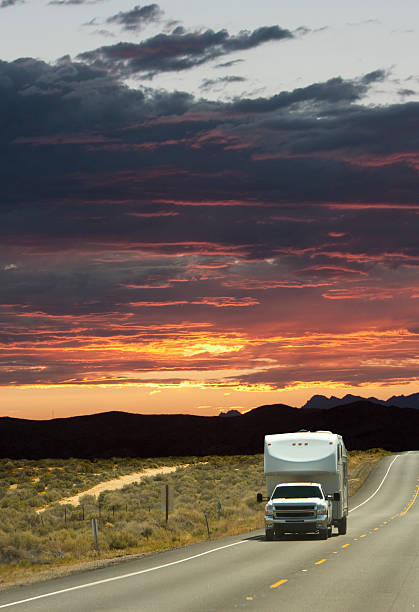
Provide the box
[218,410,242,418]
[386,392,419,409]
[301,394,386,410]
[301,392,419,410]
[0,401,418,458]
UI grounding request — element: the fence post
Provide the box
[204,512,210,538]
[160,484,174,524]
[217,500,222,520]
[92,518,99,552]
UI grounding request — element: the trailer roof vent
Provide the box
[298,429,309,432]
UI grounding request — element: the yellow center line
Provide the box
[270,579,288,589]
[341,543,350,548]
[315,559,326,565]
[374,527,379,531]
[400,484,419,516]
[360,534,367,538]
[383,521,388,524]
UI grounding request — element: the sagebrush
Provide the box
[0,450,388,584]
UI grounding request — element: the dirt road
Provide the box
[35,464,188,513]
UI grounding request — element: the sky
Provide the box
[2,1,419,419]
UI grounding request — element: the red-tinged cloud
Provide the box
[187,262,229,270]
[12,134,118,146]
[85,138,192,152]
[341,152,419,170]
[322,285,419,300]
[128,296,258,308]
[325,203,419,210]
[3,320,419,390]
[312,249,418,265]
[3,55,419,397]
[297,265,368,278]
[222,279,331,290]
[154,199,258,207]
[126,211,180,218]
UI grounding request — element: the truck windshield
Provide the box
[272,485,323,499]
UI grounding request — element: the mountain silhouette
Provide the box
[0,401,417,458]
[301,392,419,410]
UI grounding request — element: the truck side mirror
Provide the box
[256,493,263,503]
[327,492,341,501]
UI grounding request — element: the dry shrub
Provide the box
[0,451,389,583]
[106,530,138,550]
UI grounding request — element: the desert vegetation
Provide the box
[0,449,389,586]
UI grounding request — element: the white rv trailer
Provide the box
[263,430,348,538]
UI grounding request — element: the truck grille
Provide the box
[273,504,316,518]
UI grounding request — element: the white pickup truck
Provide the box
[258,430,348,540]
[264,481,332,540]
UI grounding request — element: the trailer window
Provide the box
[272,485,323,499]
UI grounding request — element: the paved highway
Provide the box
[0,451,417,611]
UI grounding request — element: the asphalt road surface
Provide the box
[0,451,417,611]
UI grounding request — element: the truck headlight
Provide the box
[316,504,327,516]
[265,503,273,517]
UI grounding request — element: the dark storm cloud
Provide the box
[200,76,246,91]
[2,57,419,246]
[49,0,104,5]
[106,4,163,31]
[230,70,387,113]
[2,56,419,281]
[215,59,244,69]
[93,29,116,39]
[0,56,195,145]
[263,98,419,157]
[77,25,295,77]
[0,0,23,7]
[398,88,415,97]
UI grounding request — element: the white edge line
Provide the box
[349,454,400,513]
[0,540,247,609]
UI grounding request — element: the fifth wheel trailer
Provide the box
[260,430,348,540]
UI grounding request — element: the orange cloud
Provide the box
[128,296,258,308]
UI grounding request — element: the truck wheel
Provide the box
[337,517,347,535]
[265,529,274,541]
[319,528,328,540]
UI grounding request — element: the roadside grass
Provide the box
[0,449,389,587]
[347,448,391,496]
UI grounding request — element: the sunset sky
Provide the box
[2,1,419,419]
